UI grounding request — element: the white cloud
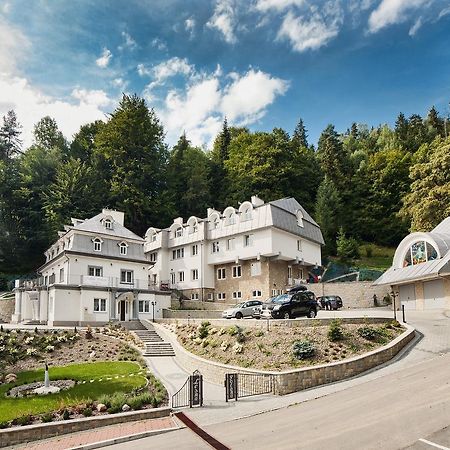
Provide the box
[0,74,110,147]
[408,16,423,36]
[151,38,167,51]
[206,0,237,44]
[118,31,137,50]
[438,6,450,19]
[254,0,305,12]
[1,2,10,14]
[185,17,196,35]
[95,48,112,68]
[368,0,429,33]
[111,77,127,90]
[0,18,29,74]
[277,4,343,52]
[156,66,289,147]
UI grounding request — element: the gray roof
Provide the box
[268,198,324,245]
[73,213,143,241]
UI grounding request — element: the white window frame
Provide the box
[244,234,253,247]
[175,227,183,238]
[104,219,113,230]
[232,265,242,278]
[191,293,199,300]
[178,271,185,282]
[297,240,302,252]
[149,252,157,262]
[151,233,157,242]
[232,291,242,300]
[226,238,235,251]
[191,269,199,281]
[252,290,262,298]
[59,268,64,283]
[119,242,128,256]
[94,298,107,312]
[212,241,220,253]
[288,265,292,279]
[217,292,226,300]
[93,237,102,252]
[192,244,198,256]
[172,248,185,260]
[120,270,133,284]
[207,293,213,301]
[170,272,176,285]
[217,268,226,280]
[88,266,103,277]
[139,300,150,313]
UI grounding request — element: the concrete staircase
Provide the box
[134,324,175,357]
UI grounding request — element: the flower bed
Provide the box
[169,319,404,371]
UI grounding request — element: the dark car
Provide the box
[286,285,308,294]
[318,295,343,311]
[260,291,317,319]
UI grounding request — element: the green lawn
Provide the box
[354,243,395,271]
[0,361,145,423]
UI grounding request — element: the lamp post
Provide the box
[151,301,156,323]
[390,290,397,321]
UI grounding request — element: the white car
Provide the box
[221,300,263,319]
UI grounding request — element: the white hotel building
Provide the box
[145,196,324,302]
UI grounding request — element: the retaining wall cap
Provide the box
[152,320,415,377]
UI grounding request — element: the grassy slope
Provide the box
[0,361,145,422]
[353,243,396,271]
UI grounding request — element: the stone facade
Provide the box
[306,281,392,309]
[0,407,171,448]
[0,298,14,323]
[151,320,414,396]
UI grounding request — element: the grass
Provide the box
[0,361,145,423]
[354,243,395,270]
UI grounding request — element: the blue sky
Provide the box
[1,0,450,148]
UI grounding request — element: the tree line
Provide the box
[0,94,449,275]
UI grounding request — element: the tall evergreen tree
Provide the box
[395,112,409,148]
[0,110,22,160]
[291,118,308,149]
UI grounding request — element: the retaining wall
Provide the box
[306,281,391,308]
[0,298,14,323]
[163,309,222,319]
[0,407,171,448]
[170,300,233,311]
[152,320,415,396]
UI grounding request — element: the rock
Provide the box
[89,351,96,358]
[97,403,107,412]
[122,404,130,412]
[5,373,17,383]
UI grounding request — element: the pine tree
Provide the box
[426,106,444,139]
[395,112,409,148]
[0,110,22,160]
[292,118,308,149]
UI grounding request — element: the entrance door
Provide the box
[399,284,416,310]
[120,300,126,321]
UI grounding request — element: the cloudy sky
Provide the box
[1,0,450,148]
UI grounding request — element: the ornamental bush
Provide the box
[293,340,316,360]
[198,321,210,339]
[327,319,344,342]
[357,326,379,341]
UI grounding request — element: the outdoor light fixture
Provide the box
[151,301,157,322]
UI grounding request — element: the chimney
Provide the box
[102,209,124,226]
[173,217,184,225]
[251,195,264,207]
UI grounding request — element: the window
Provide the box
[88,266,103,277]
[94,298,107,312]
[151,233,157,242]
[119,242,128,255]
[297,240,302,251]
[149,252,157,262]
[175,227,183,238]
[244,234,253,247]
[232,291,242,300]
[192,245,198,256]
[120,270,133,284]
[251,262,261,276]
[217,268,226,280]
[217,292,226,300]
[193,223,198,233]
[288,266,292,279]
[93,238,102,252]
[207,293,213,301]
[170,272,176,285]
[212,241,220,253]
[226,213,236,226]
[296,210,304,227]
[232,265,242,278]
[226,238,235,251]
[139,300,150,313]
[172,248,185,259]
[191,293,199,300]
[272,289,281,296]
[192,269,199,280]
[213,217,220,229]
[403,241,439,267]
[241,207,252,221]
[252,290,262,298]
[178,271,185,282]
[104,219,112,229]
[59,268,64,283]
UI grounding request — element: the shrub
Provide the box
[198,322,210,339]
[255,330,264,337]
[336,228,360,261]
[41,413,53,423]
[328,319,344,342]
[128,392,152,410]
[107,405,122,414]
[365,245,373,258]
[0,421,8,429]
[227,326,238,336]
[357,326,379,341]
[82,408,93,417]
[62,409,70,420]
[97,393,112,408]
[293,340,316,360]
[15,415,32,426]
[109,392,127,410]
[391,320,401,328]
[85,326,93,339]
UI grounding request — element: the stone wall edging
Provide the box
[0,406,171,448]
[0,298,14,323]
[151,320,415,396]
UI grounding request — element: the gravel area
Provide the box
[6,380,75,398]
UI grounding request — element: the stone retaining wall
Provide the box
[152,320,415,396]
[163,309,222,319]
[170,300,233,311]
[0,407,171,448]
[0,298,14,323]
[306,281,391,308]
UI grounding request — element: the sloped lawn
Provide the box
[0,361,146,423]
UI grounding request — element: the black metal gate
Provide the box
[225,373,273,402]
[172,370,203,408]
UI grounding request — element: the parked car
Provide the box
[221,300,263,319]
[252,297,274,319]
[260,291,317,319]
[286,284,308,294]
[317,295,343,310]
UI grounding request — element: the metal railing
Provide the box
[172,370,203,408]
[225,373,273,402]
[17,275,148,289]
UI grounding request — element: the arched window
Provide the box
[92,237,103,252]
[175,226,183,238]
[239,202,253,222]
[187,217,198,234]
[223,207,237,226]
[296,210,304,227]
[119,241,128,256]
[209,213,221,230]
[403,241,438,267]
[104,219,113,229]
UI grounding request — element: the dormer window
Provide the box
[104,219,113,230]
[175,227,183,238]
[151,233,157,242]
[93,237,103,252]
[119,242,128,256]
[296,210,304,227]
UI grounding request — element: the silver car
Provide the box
[221,300,263,319]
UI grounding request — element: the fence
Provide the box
[172,370,203,408]
[225,373,273,402]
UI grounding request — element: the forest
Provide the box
[0,94,449,278]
